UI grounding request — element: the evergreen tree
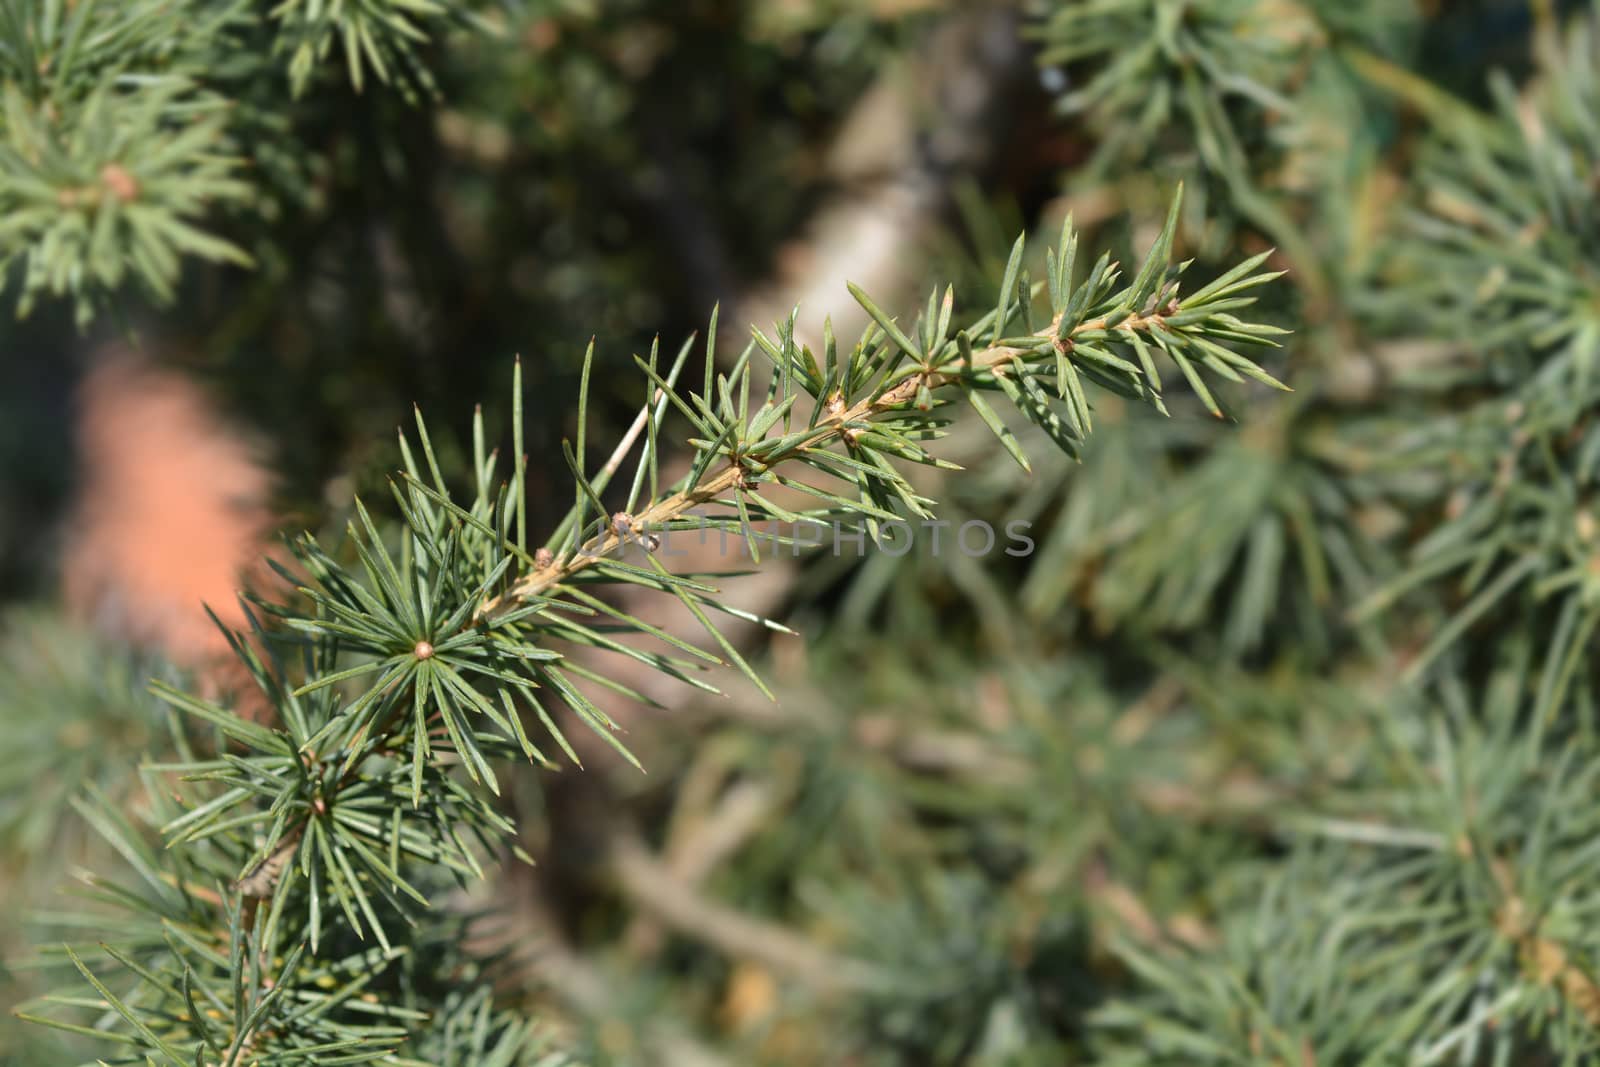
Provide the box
[4,1,1600,1064]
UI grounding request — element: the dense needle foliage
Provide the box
[5,1,1600,1064]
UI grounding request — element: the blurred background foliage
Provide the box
[9,0,1600,1063]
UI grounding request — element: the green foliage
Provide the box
[13,1,1600,1063]
[271,0,467,96]
[0,611,169,870]
[0,0,476,325]
[1031,0,1419,304]
[784,5,1600,1063]
[1098,653,1600,1062]
[10,197,1284,1062]
[1032,0,1417,173]
[19,785,572,1064]
[1034,0,1307,172]
[0,0,255,323]
[1355,7,1600,699]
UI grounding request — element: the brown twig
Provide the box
[477,306,1172,621]
[609,828,887,994]
[625,775,779,957]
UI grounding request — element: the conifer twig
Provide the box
[610,828,888,993]
[479,297,1264,619]
[17,188,1288,1064]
